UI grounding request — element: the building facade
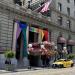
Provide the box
[0,0,75,67]
[55,0,75,18]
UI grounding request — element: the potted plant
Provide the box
[67,54,75,60]
[4,50,17,71]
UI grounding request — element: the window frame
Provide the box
[67,0,70,3]
[67,7,70,16]
[57,16,63,25]
[74,0,75,5]
[58,2,62,11]
[67,20,71,29]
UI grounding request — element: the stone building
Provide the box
[0,0,75,67]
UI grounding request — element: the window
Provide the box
[29,27,39,43]
[30,0,32,2]
[58,16,63,25]
[42,10,52,17]
[58,3,62,11]
[68,35,71,39]
[74,11,75,17]
[74,0,75,5]
[28,1,31,8]
[13,0,22,6]
[67,20,71,29]
[67,0,70,3]
[67,7,70,16]
[29,31,38,43]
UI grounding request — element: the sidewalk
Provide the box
[0,67,45,74]
[0,67,75,75]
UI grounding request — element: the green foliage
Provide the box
[4,49,15,58]
[67,54,75,60]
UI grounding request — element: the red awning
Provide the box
[67,40,75,45]
[57,37,66,44]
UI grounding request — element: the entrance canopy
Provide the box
[67,40,75,46]
[57,37,66,44]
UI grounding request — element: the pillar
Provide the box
[12,22,18,52]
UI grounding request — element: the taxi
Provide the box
[52,59,74,68]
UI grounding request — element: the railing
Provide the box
[30,0,45,10]
[30,0,45,5]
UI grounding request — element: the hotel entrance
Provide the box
[28,26,49,66]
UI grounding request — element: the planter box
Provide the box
[5,64,15,71]
[5,58,17,71]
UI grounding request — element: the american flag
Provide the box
[40,0,52,12]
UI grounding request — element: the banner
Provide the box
[16,23,21,40]
[29,27,39,33]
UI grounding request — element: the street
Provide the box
[0,67,75,75]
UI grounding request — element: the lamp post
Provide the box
[63,46,67,53]
[54,45,57,61]
[55,45,57,50]
[63,46,67,59]
[40,44,45,49]
[40,44,45,67]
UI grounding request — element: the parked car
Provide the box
[52,59,74,68]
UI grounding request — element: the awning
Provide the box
[57,37,66,44]
[67,40,75,46]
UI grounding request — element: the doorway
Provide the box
[29,31,38,43]
[28,30,39,66]
[16,32,22,60]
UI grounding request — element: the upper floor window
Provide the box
[58,16,63,25]
[74,0,75,5]
[42,10,52,17]
[14,0,22,6]
[68,35,71,39]
[30,0,32,2]
[67,7,70,16]
[74,11,75,17]
[27,0,33,8]
[58,3,62,11]
[67,0,70,3]
[28,1,31,8]
[13,0,22,6]
[67,20,71,29]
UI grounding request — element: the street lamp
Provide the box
[28,44,32,48]
[40,44,45,49]
[63,46,67,54]
[55,45,57,50]
[63,46,67,59]
[63,46,67,50]
[54,45,57,61]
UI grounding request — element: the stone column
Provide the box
[12,22,18,52]
[12,22,18,68]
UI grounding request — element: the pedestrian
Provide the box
[46,55,50,67]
